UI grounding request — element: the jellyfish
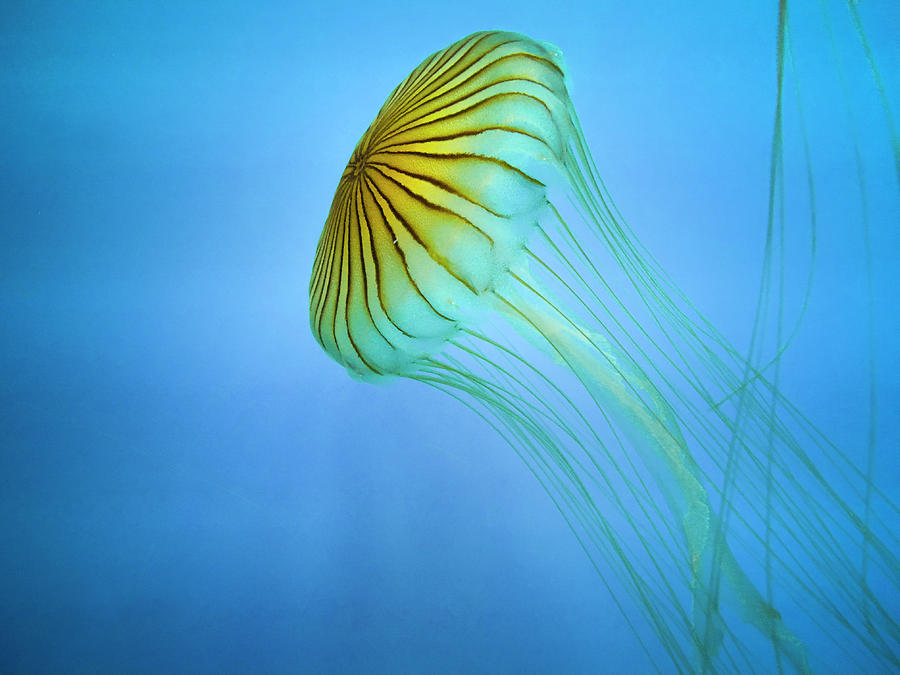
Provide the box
[308,15,898,675]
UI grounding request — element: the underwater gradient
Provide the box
[3,1,898,672]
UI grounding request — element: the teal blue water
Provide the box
[3,1,898,672]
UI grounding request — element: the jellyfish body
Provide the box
[310,27,898,674]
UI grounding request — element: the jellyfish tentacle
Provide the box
[491,271,812,673]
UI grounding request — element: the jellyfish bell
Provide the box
[309,32,570,379]
[309,25,898,675]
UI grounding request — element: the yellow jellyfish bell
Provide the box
[310,26,898,674]
[310,31,565,377]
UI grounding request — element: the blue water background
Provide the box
[3,1,898,672]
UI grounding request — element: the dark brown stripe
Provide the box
[372,33,503,140]
[310,181,351,299]
[366,167,480,296]
[315,186,350,354]
[380,73,549,143]
[342,185,383,375]
[377,90,556,148]
[350,180,397,349]
[356,178,417,339]
[369,158,506,218]
[376,149,546,188]
[388,32,484,114]
[376,124,548,154]
[367,162,494,247]
[385,52,558,134]
[364,173,468,314]
[311,187,351,340]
